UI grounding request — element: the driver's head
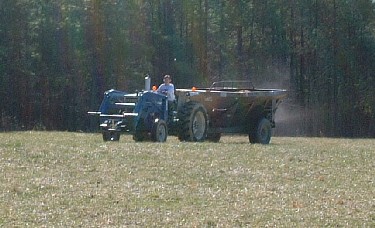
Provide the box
[163,75,171,84]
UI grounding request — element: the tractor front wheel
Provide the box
[151,119,168,142]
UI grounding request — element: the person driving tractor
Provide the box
[157,74,175,102]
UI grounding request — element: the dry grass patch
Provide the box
[0,132,374,226]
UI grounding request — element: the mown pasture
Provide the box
[0,132,374,227]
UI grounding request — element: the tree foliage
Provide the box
[0,0,374,136]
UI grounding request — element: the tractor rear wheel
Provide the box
[177,102,208,142]
[151,119,168,142]
[249,118,272,144]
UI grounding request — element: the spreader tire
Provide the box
[249,118,272,144]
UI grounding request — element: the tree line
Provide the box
[0,0,374,137]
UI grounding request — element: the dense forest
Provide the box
[0,0,374,137]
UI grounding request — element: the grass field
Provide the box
[0,132,374,227]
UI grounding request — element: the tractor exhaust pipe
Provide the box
[145,75,151,91]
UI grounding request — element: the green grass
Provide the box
[0,132,374,227]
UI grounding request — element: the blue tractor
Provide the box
[89,89,171,142]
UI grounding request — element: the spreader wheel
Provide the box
[249,118,272,144]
